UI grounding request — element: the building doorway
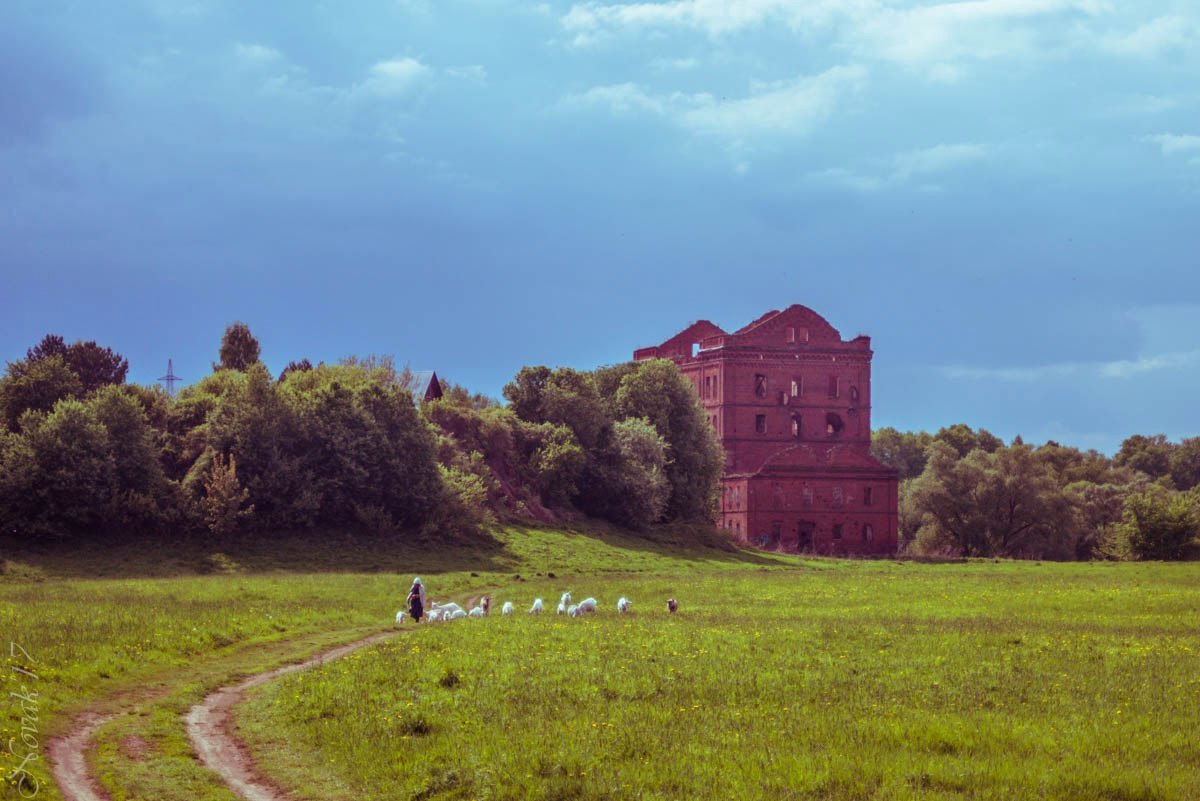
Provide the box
[797,520,816,553]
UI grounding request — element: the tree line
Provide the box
[0,324,723,543]
[872,425,1200,561]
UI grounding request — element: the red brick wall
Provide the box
[637,305,899,556]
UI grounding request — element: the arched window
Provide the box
[791,414,802,438]
[826,412,844,437]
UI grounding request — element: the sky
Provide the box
[1,0,1197,455]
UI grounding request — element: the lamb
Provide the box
[501,601,514,616]
[577,597,597,614]
[616,596,631,614]
[557,591,572,615]
[395,610,407,624]
[667,598,678,614]
[529,598,544,615]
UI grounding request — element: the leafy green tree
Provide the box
[1168,437,1200,491]
[0,356,83,431]
[871,427,933,480]
[504,366,609,451]
[26,334,128,393]
[910,441,1080,558]
[216,321,262,372]
[606,417,671,528]
[933,423,1003,459]
[202,452,254,536]
[610,359,723,522]
[1120,488,1199,560]
[0,399,115,538]
[1114,434,1174,480]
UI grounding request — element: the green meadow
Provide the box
[3,527,1199,800]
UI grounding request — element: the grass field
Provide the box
[3,527,1199,800]
[239,560,1200,801]
[0,523,764,800]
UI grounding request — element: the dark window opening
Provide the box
[755,374,768,398]
[850,385,860,403]
[826,412,844,437]
[797,521,815,552]
[791,378,801,398]
[833,523,843,540]
[755,414,767,434]
[827,375,839,399]
[863,487,873,506]
[704,376,712,398]
[863,523,874,543]
[791,415,802,439]
[832,486,844,507]
[786,326,796,343]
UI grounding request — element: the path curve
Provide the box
[46,631,397,801]
[47,712,117,801]
[185,631,397,801]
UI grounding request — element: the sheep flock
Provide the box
[396,591,678,624]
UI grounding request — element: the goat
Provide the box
[501,601,514,616]
[567,604,581,617]
[557,591,572,614]
[426,608,443,623]
[468,605,485,618]
[667,598,678,614]
[577,597,597,614]
[529,598,544,614]
[430,601,464,616]
[395,610,407,624]
[447,609,468,620]
[616,597,631,614]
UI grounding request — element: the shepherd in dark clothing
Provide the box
[407,577,427,622]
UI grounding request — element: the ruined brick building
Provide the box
[634,305,898,555]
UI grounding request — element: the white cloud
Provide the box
[1100,15,1195,58]
[447,64,488,85]
[1143,133,1200,157]
[561,82,667,115]
[680,65,866,136]
[234,43,283,63]
[815,142,990,192]
[941,350,1200,382]
[650,56,700,71]
[561,65,865,140]
[562,0,857,41]
[359,57,433,96]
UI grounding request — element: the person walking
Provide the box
[407,577,427,623]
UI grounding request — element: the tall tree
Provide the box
[216,321,262,372]
[1120,488,1199,560]
[610,358,723,522]
[26,334,129,393]
[910,441,1081,558]
[0,356,83,431]
[1114,434,1174,480]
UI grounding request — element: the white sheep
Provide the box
[501,601,514,616]
[468,605,486,618]
[447,609,468,620]
[616,597,631,614]
[567,604,581,617]
[577,597,597,614]
[529,598,544,615]
[430,601,464,616]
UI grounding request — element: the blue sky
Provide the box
[2,0,1197,454]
